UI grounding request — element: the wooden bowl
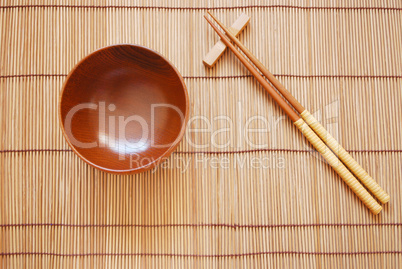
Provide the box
[59,45,189,174]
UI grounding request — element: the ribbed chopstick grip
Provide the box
[300,110,390,204]
[294,119,382,214]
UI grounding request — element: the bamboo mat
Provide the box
[1,0,402,268]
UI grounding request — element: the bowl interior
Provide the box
[60,45,188,173]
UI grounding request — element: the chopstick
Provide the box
[206,11,390,206]
[204,15,384,214]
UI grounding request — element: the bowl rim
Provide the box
[59,44,190,174]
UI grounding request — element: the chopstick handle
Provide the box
[300,110,390,204]
[294,118,382,214]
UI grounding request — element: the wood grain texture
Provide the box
[206,11,390,207]
[59,44,189,173]
[204,15,300,122]
[203,13,250,67]
[0,0,401,268]
[207,11,306,114]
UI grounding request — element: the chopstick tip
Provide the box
[203,14,212,23]
[205,12,225,32]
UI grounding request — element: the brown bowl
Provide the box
[59,44,189,174]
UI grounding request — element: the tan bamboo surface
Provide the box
[1,0,402,268]
[206,10,390,205]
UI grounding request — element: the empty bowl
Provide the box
[59,44,189,174]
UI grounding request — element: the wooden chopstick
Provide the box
[206,11,390,205]
[204,15,383,214]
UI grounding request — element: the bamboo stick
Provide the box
[206,11,390,205]
[204,15,382,214]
